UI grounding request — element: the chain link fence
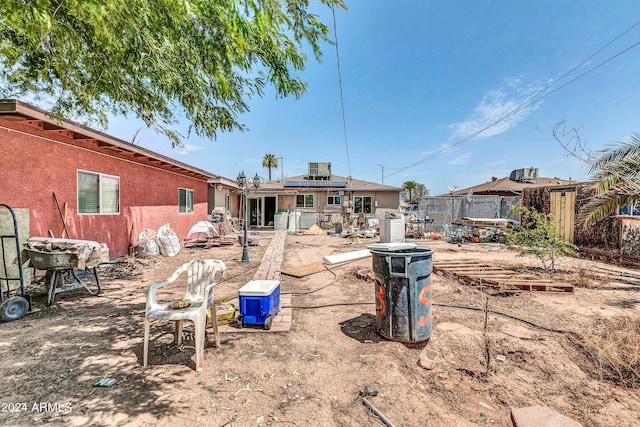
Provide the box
[414,195,521,233]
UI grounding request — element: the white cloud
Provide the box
[176,144,205,155]
[447,152,472,166]
[449,78,544,140]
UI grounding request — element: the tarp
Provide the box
[187,221,220,239]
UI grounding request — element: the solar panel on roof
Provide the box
[284,180,347,188]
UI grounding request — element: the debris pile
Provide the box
[98,257,150,279]
[303,224,325,235]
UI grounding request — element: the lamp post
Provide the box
[236,171,262,263]
[378,164,384,184]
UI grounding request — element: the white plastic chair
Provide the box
[143,259,227,371]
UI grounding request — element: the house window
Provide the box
[619,202,640,216]
[78,170,120,214]
[354,196,372,214]
[179,188,194,213]
[296,194,315,208]
[327,195,341,206]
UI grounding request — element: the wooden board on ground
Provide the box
[184,239,220,248]
[323,249,371,265]
[433,259,574,292]
[281,262,327,278]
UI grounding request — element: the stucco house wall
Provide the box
[0,101,214,257]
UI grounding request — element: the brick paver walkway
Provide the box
[252,231,285,281]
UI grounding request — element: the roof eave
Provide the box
[0,99,217,180]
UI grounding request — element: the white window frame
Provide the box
[353,195,373,214]
[327,195,342,206]
[77,170,120,215]
[296,194,315,209]
[179,188,194,213]
[618,202,640,216]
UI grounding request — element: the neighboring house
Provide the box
[0,99,230,257]
[446,168,573,197]
[207,175,240,219]
[421,168,573,231]
[247,162,403,229]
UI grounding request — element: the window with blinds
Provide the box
[179,188,194,213]
[296,194,315,208]
[78,171,120,214]
[354,196,373,214]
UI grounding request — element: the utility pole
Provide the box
[277,156,284,181]
[378,164,384,184]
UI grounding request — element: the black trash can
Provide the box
[367,243,434,343]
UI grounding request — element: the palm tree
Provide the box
[578,134,640,225]
[402,180,418,203]
[262,154,278,181]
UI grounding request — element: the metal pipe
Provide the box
[362,398,396,427]
[53,192,71,239]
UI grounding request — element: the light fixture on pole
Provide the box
[236,171,250,263]
[236,171,262,263]
[378,164,384,184]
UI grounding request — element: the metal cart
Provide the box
[0,204,31,321]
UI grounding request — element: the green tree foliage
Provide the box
[413,183,429,203]
[401,181,429,204]
[402,180,417,203]
[505,204,577,273]
[577,134,640,226]
[0,0,346,146]
[262,153,278,181]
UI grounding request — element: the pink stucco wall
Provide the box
[0,122,209,257]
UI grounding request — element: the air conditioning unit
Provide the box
[510,167,538,182]
[308,162,332,178]
[523,167,538,180]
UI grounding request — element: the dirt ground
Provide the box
[1,232,640,427]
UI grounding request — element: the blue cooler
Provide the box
[238,280,281,330]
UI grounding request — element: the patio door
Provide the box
[249,198,262,227]
[248,196,277,227]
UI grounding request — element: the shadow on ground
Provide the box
[339,313,382,343]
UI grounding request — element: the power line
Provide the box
[332,5,352,180]
[384,19,640,181]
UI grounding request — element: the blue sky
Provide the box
[106,1,640,196]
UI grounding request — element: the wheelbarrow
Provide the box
[0,204,31,321]
[24,248,101,306]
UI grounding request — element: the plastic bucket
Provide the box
[274,212,288,230]
[368,243,433,343]
[288,211,301,232]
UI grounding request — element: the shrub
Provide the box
[505,204,577,273]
